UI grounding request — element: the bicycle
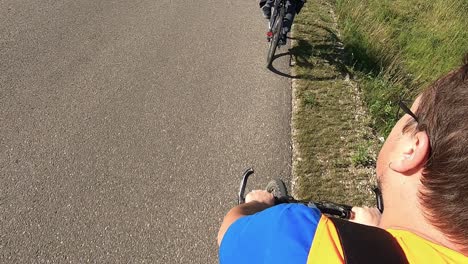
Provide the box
[266,0,287,67]
[238,168,384,219]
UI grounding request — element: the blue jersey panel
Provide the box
[219,203,321,264]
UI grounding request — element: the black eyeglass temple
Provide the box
[398,101,418,122]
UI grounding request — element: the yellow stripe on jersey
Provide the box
[307,215,344,264]
[388,229,468,264]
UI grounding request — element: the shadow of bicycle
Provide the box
[268,34,351,81]
[267,51,299,79]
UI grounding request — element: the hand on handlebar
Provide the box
[350,206,382,227]
[245,190,275,206]
[218,190,274,246]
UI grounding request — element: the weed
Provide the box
[303,91,318,107]
[351,144,375,168]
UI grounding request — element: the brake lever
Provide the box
[238,168,254,204]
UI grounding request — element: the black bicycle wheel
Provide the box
[266,6,284,66]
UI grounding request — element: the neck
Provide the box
[378,182,463,254]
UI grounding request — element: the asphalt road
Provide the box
[0,0,291,263]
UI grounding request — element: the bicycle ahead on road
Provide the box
[266,0,288,67]
[237,168,384,219]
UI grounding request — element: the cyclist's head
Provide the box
[412,54,468,249]
[377,54,468,249]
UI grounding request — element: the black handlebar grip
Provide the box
[238,168,254,204]
[373,187,384,213]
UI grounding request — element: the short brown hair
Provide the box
[413,54,468,248]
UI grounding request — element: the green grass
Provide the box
[291,0,379,206]
[291,0,466,208]
[351,143,375,168]
[335,0,468,136]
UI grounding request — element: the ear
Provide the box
[390,131,430,174]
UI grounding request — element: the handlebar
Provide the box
[238,168,254,204]
[273,195,353,219]
[238,168,383,220]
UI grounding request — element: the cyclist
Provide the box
[259,0,305,45]
[218,55,468,263]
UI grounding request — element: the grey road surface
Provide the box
[0,0,291,263]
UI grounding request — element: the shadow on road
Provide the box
[267,51,299,79]
[268,32,352,81]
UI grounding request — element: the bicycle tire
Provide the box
[266,4,284,66]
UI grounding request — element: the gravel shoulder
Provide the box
[290,0,380,206]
